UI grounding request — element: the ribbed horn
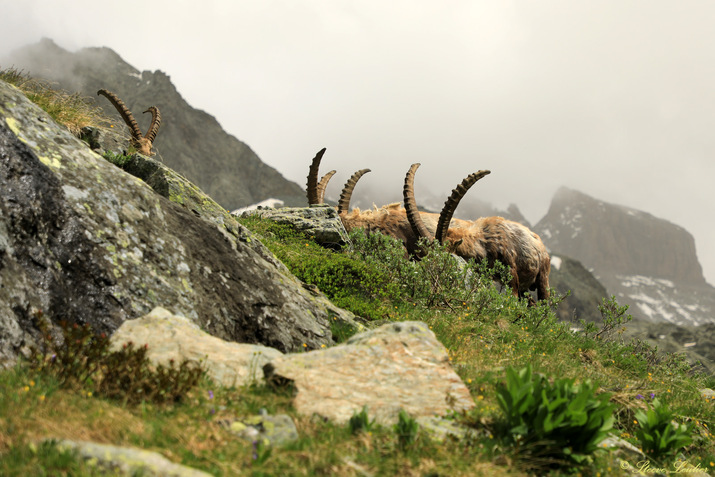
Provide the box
[97,89,143,140]
[142,106,161,144]
[338,169,371,215]
[317,170,336,203]
[306,148,327,204]
[435,170,491,243]
[403,163,432,240]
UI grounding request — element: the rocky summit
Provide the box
[536,187,715,327]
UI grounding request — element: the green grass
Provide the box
[1,70,714,475]
[2,219,712,475]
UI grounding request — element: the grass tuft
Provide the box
[1,67,112,136]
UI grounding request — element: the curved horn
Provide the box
[306,148,327,204]
[403,163,432,240]
[97,89,143,140]
[142,106,161,143]
[338,169,371,215]
[435,170,491,243]
[317,170,337,203]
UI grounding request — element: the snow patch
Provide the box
[231,198,284,215]
[551,256,562,270]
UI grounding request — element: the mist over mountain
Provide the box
[2,39,306,209]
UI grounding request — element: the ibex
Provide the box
[305,150,551,302]
[307,148,421,252]
[97,89,161,156]
[403,163,551,302]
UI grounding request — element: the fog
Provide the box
[2,1,715,284]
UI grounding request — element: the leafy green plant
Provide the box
[29,312,204,405]
[349,406,376,435]
[394,409,420,450]
[252,439,272,466]
[495,365,615,467]
[634,398,693,460]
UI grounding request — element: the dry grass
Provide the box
[0,67,111,136]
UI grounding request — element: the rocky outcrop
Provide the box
[549,255,608,324]
[109,310,478,432]
[0,78,359,366]
[109,308,283,387]
[263,321,475,425]
[535,187,715,328]
[238,204,350,250]
[2,39,307,209]
[46,439,212,477]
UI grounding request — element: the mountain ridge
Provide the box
[2,38,307,209]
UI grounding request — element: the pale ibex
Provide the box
[404,163,551,302]
[97,89,161,156]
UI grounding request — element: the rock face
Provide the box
[2,38,306,210]
[536,187,705,286]
[0,78,357,366]
[263,321,475,425]
[48,439,212,477]
[536,187,715,326]
[548,255,608,324]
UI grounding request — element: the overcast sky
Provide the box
[2,1,715,284]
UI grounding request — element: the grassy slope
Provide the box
[1,69,713,476]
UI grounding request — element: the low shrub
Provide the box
[29,312,204,405]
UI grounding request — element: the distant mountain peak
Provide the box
[536,188,713,326]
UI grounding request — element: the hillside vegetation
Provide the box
[1,68,713,476]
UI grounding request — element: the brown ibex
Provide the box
[306,148,423,250]
[97,89,161,156]
[305,150,551,302]
[403,163,551,302]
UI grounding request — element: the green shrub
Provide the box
[579,295,632,341]
[634,398,693,460]
[349,406,376,435]
[394,409,420,450]
[29,313,204,405]
[102,151,133,167]
[495,364,615,467]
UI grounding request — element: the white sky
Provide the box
[2,0,715,285]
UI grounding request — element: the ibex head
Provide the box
[97,89,161,156]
